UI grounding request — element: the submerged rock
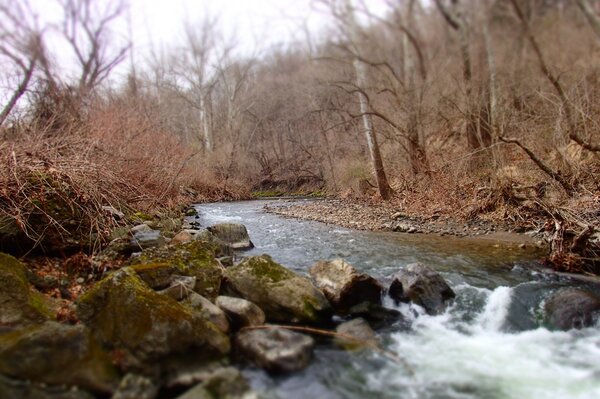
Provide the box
[309,259,383,313]
[347,301,406,330]
[176,367,256,399]
[334,318,378,351]
[131,240,226,300]
[0,252,55,327]
[216,296,265,330]
[0,321,118,394]
[545,288,600,330]
[76,267,230,361]
[235,328,315,373]
[207,223,254,250]
[388,262,455,315]
[223,255,331,323]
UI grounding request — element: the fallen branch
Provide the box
[240,324,414,374]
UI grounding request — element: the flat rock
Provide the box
[309,259,383,313]
[235,328,315,373]
[216,296,265,330]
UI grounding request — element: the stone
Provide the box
[235,328,315,373]
[0,321,118,394]
[183,293,230,334]
[334,318,378,350]
[185,208,199,217]
[223,255,331,323]
[347,301,406,330]
[112,374,158,399]
[102,206,125,220]
[130,229,166,251]
[545,288,600,330]
[207,223,254,250]
[131,240,226,300]
[216,296,265,330]
[0,252,55,327]
[309,259,383,313]
[171,230,194,245]
[388,262,455,315]
[158,275,197,301]
[76,267,230,361]
[131,224,152,234]
[176,367,256,399]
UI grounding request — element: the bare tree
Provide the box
[0,1,43,126]
[577,0,600,41]
[56,0,129,96]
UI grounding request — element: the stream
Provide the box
[193,200,600,399]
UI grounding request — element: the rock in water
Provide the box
[223,255,331,323]
[0,252,55,327]
[175,367,256,399]
[309,259,383,313]
[235,328,315,373]
[334,318,378,351]
[207,223,254,250]
[0,321,119,394]
[76,267,230,361]
[388,262,455,315]
[216,296,265,330]
[545,288,600,330]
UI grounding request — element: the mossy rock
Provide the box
[223,255,331,323]
[0,252,55,327]
[130,241,225,300]
[76,267,230,361]
[0,321,118,394]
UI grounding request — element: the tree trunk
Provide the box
[578,0,600,41]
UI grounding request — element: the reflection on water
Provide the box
[194,200,600,399]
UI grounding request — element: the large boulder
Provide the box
[0,321,119,394]
[388,263,455,315]
[309,259,383,313]
[0,252,55,327]
[207,223,254,250]
[545,288,600,330]
[130,240,226,300]
[223,255,331,323]
[76,267,230,361]
[216,296,265,330]
[235,328,315,373]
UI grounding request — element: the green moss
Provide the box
[28,290,55,319]
[252,190,285,198]
[130,241,223,299]
[241,255,295,283]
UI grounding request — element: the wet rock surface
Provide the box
[235,328,315,373]
[334,318,378,350]
[223,255,331,323]
[545,288,600,330]
[175,367,256,399]
[388,262,456,315]
[207,223,254,250]
[310,258,383,313]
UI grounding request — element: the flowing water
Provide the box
[193,200,600,399]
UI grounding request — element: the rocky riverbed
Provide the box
[265,199,549,247]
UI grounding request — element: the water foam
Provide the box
[372,286,600,399]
